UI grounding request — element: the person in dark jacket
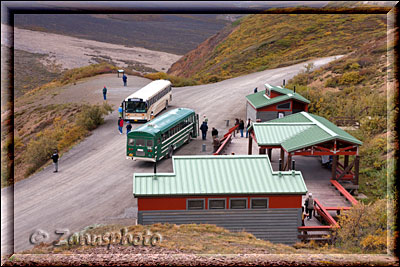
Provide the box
[304,193,315,220]
[51,149,59,173]
[126,122,132,135]
[254,87,258,93]
[122,74,127,86]
[211,127,218,138]
[235,118,240,133]
[118,117,124,134]
[200,121,208,140]
[239,119,245,137]
[102,86,107,100]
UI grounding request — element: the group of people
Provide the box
[118,117,132,135]
[235,118,252,138]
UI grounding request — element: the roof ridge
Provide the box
[301,112,338,137]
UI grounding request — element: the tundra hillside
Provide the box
[167,14,387,83]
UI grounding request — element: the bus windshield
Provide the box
[126,100,147,113]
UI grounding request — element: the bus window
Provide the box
[136,139,145,146]
[147,139,153,147]
[126,101,147,113]
[128,139,135,146]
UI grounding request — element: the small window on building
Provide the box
[209,199,226,209]
[277,102,291,110]
[187,199,204,210]
[230,199,247,209]
[251,198,268,209]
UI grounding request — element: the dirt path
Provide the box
[8,26,181,71]
[2,56,342,255]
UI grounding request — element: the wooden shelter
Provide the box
[247,112,362,187]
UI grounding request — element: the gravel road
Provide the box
[2,55,341,255]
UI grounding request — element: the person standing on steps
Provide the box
[126,121,132,135]
[118,117,124,134]
[200,121,208,140]
[235,118,240,133]
[239,119,245,137]
[102,85,107,100]
[122,74,127,86]
[304,193,315,220]
[51,149,59,173]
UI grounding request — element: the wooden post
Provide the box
[287,153,292,170]
[267,148,272,161]
[332,155,338,180]
[354,156,360,185]
[248,134,253,155]
[280,148,285,171]
[344,155,349,169]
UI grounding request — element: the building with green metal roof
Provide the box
[134,155,308,244]
[246,84,310,122]
[247,111,362,186]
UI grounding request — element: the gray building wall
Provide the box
[138,208,301,245]
[257,111,293,122]
[246,102,257,122]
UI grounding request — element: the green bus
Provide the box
[127,108,199,162]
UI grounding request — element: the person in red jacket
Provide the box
[118,117,124,134]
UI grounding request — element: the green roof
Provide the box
[246,84,310,109]
[129,108,194,136]
[252,112,362,152]
[133,155,308,196]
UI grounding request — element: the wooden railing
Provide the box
[330,180,358,206]
[213,125,239,155]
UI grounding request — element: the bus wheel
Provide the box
[167,146,173,158]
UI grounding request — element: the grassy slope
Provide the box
[168,14,387,83]
[285,29,395,200]
[14,49,62,97]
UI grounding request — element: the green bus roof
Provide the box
[133,155,308,196]
[250,112,362,152]
[129,108,195,136]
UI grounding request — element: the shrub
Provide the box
[25,132,58,176]
[76,103,113,131]
[338,71,364,85]
[324,77,339,88]
[331,199,394,253]
[144,72,198,87]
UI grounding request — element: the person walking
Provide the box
[304,193,315,220]
[239,119,245,137]
[102,86,107,100]
[126,122,132,135]
[200,121,208,140]
[254,87,258,93]
[51,149,59,173]
[246,118,252,138]
[122,74,127,86]
[211,127,218,139]
[118,117,124,134]
[118,104,123,118]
